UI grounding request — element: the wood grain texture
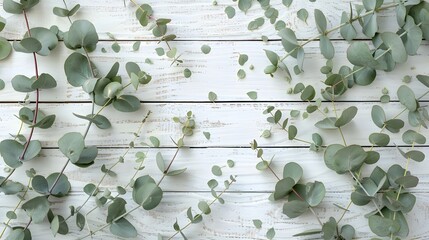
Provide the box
[1,0,429,239]
[1,192,429,239]
[0,0,399,41]
[0,102,426,148]
[1,41,428,102]
[1,147,428,193]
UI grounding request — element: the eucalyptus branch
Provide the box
[62,111,151,224]
[0,177,31,238]
[18,10,40,161]
[349,170,384,217]
[279,2,399,62]
[268,112,313,145]
[251,145,323,227]
[81,112,195,238]
[168,178,237,240]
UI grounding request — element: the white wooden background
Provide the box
[1,0,429,239]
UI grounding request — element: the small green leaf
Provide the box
[211,165,222,176]
[238,0,252,13]
[297,8,308,23]
[183,68,192,78]
[247,91,257,100]
[198,201,211,214]
[208,91,217,102]
[266,227,275,240]
[203,132,211,140]
[238,54,248,66]
[225,6,236,19]
[252,219,262,229]
[201,45,211,54]
[237,69,246,79]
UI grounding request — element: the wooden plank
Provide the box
[0,102,426,148]
[0,41,428,102]
[0,0,399,41]
[2,147,428,192]
[1,192,428,239]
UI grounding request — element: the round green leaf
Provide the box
[31,73,57,89]
[58,132,85,163]
[24,27,58,56]
[283,162,303,184]
[369,133,390,147]
[274,177,295,200]
[335,106,358,127]
[0,37,12,60]
[103,82,122,98]
[368,215,400,237]
[3,0,24,14]
[31,175,49,194]
[319,36,334,59]
[371,105,386,128]
[11,75,35,92]
[201,44,211,54]
[397,85,417,111]
[380,32,408,63]
[13,37,42,53]
[347,42,378,67]
[225,6,236,19]
[63,20,99,52]
[22,196,50,223]
[282,200,309,218]
[314,9,327,33]
[132,175,163,210]
[300,85,315,101]
[46,173,71,197]
[109,218,137,238]
[64,52,94,87]
[402,129,426,144]
[112,95,141,112]
[305,181,325,207]
[332,145,367,173]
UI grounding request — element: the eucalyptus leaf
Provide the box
[63,20,99,52]
[58,132,85,163]
[22,196,50,223]
[110,218,137,238]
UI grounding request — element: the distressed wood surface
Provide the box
[0,0,400,41]
[1,41,428,102]
[0,102,427,148]
[1,192,429,239]
[1,0,429,239]
[1,147,428,193]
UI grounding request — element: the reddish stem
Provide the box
[19,10,40,160]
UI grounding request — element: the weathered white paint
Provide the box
[0,41,428,102]
[0,102,426,147]
[0,0,400,40]
[0,0,428,239]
